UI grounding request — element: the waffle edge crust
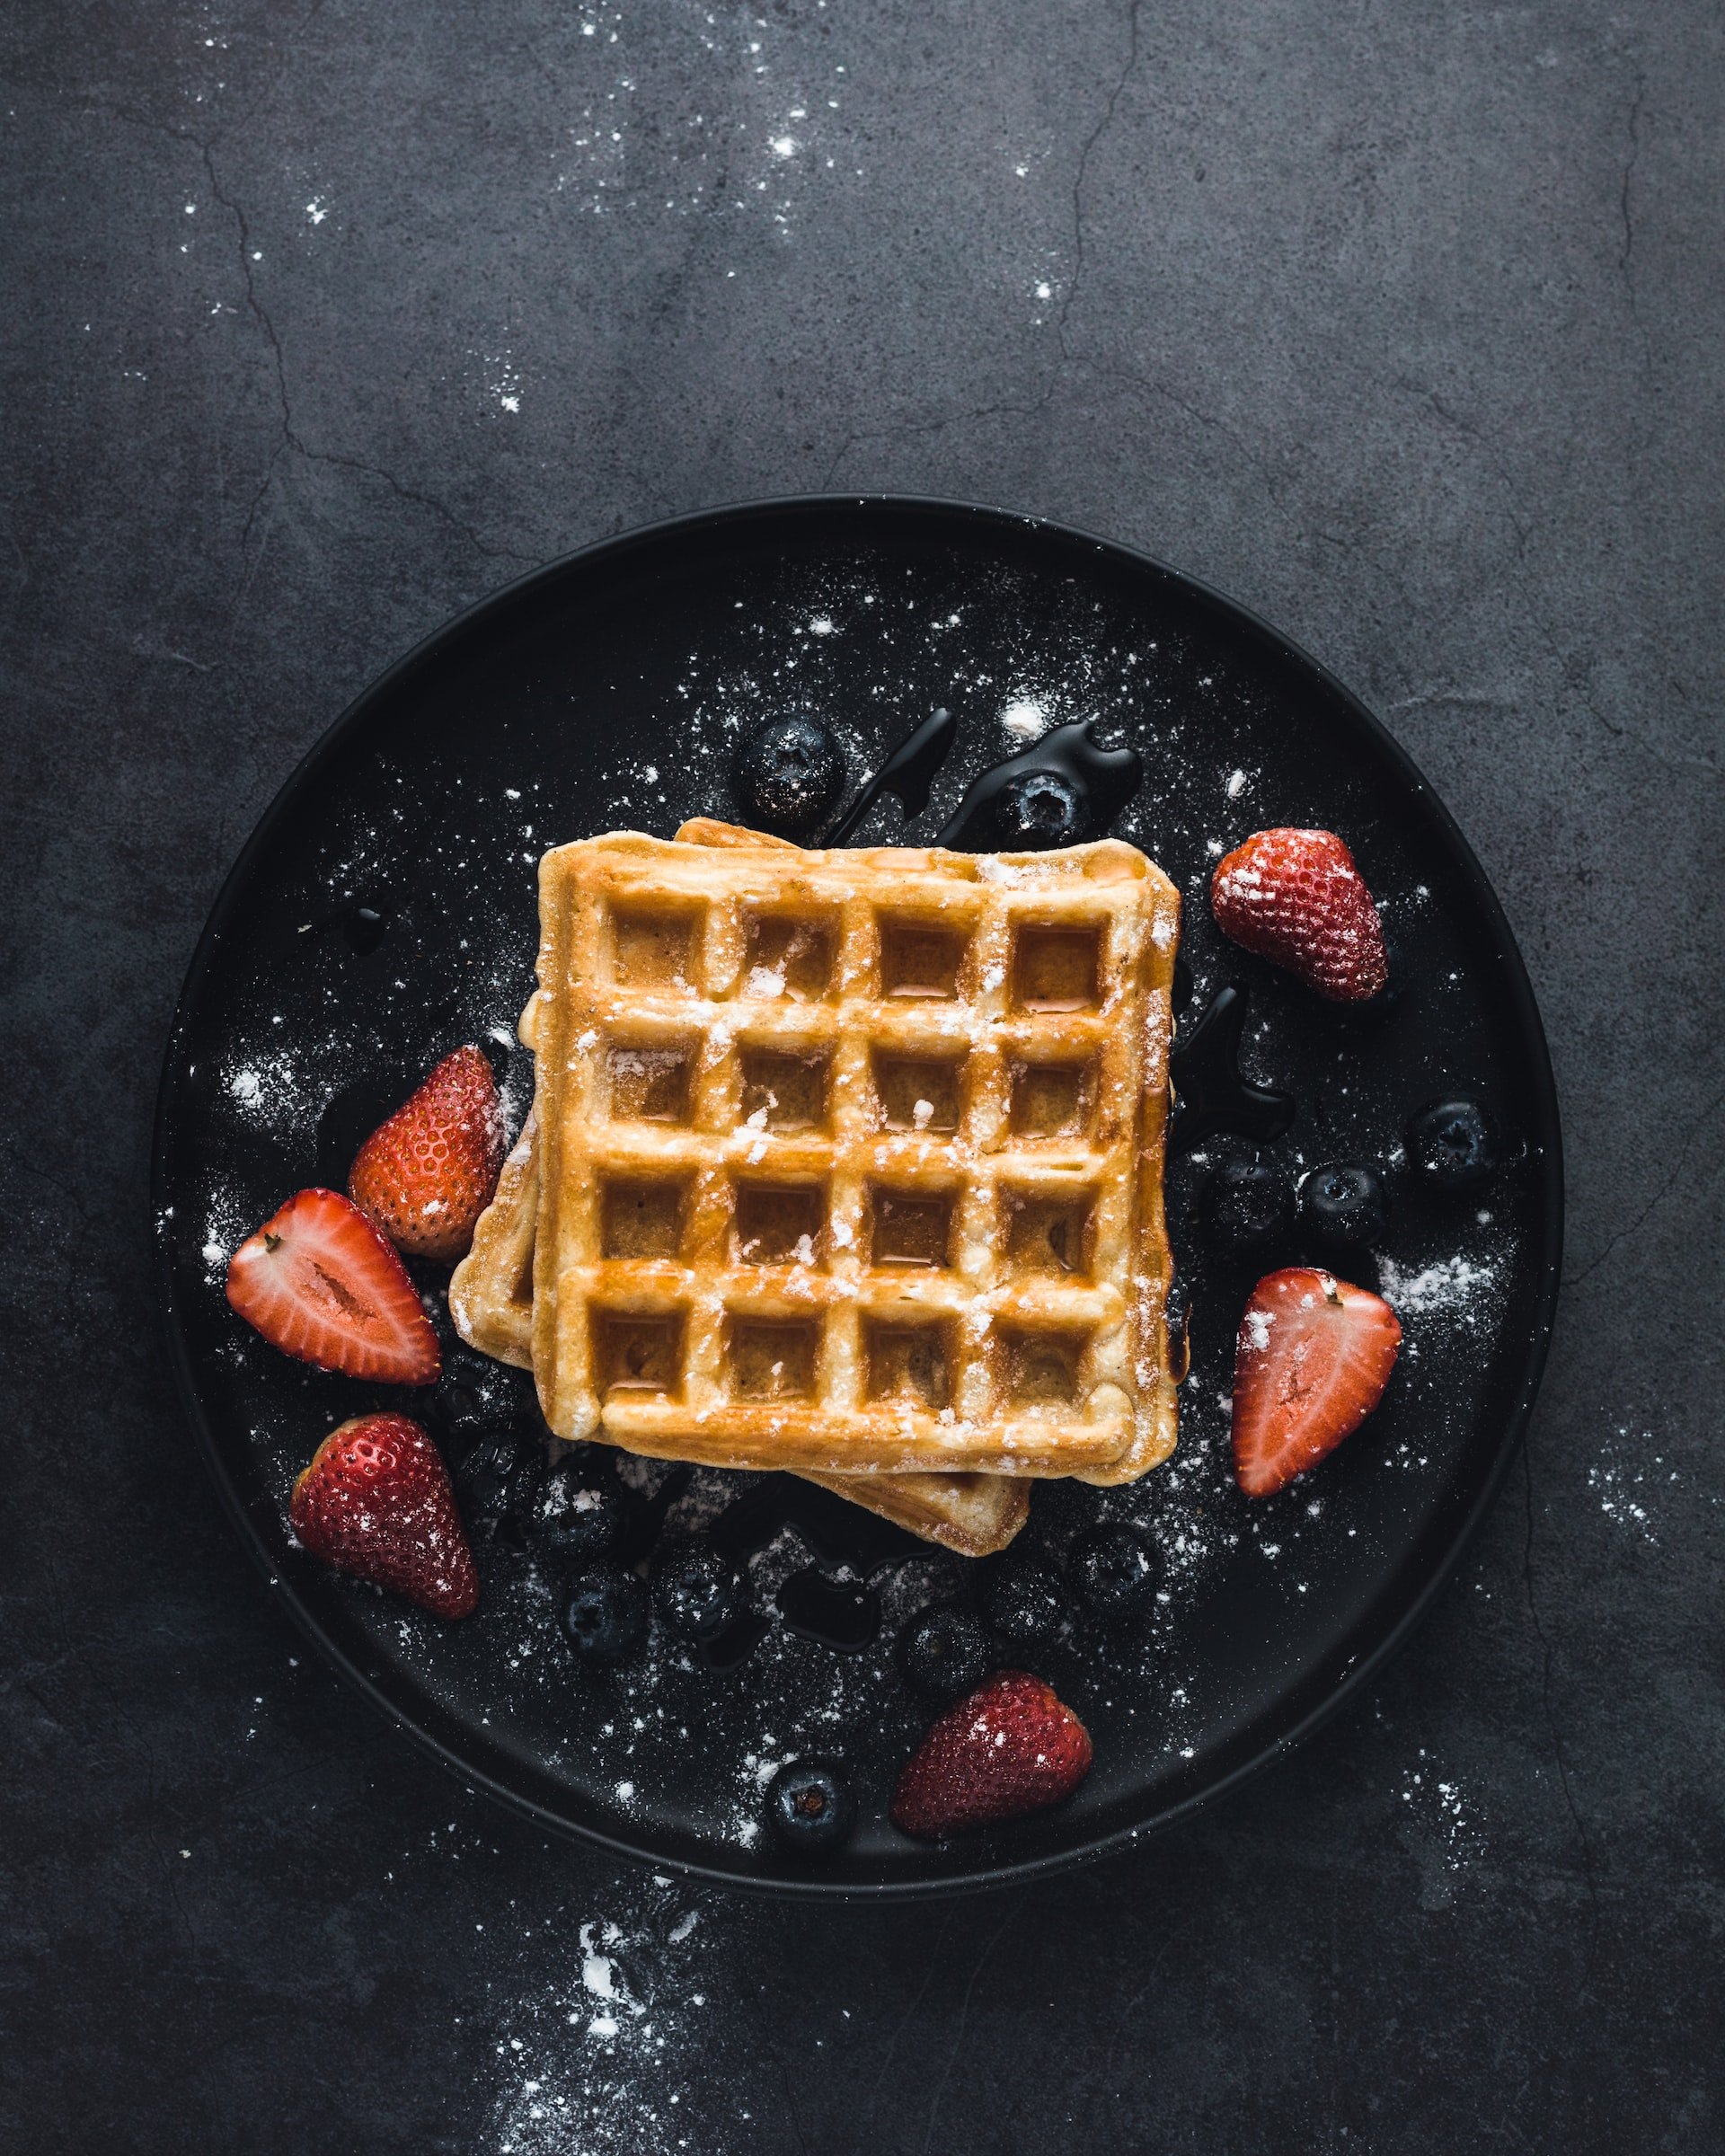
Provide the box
[499,829,1180,1489]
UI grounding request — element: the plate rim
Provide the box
[151,491,1564,1899]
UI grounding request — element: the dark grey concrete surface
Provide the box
[2,3,1720,2151]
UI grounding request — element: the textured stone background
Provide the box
[3,3,1720,2150]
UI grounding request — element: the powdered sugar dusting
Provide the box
[1396,1748,1483,1908]
[1379,1252,1498,1321]
[1000,695,1048,739]
[1588,1426,1674,1544]
[488,1890,726,2153]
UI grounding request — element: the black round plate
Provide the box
[154,498,1561,1896]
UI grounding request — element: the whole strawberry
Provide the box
[349,1046,506,1262]
[290,1413,479,1617]
[891,1670,1092,1838]
[1210,828,1388,1002]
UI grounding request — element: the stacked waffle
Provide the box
[451,819,1182,1556]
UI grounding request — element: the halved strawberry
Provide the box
[226,1188,440,1384]
[1231,1267,1402,1497]
[891,1670,1092,1838]
[290,1413,477,1617]
[1210,827,1389,1002]
[349,1046,506,1263]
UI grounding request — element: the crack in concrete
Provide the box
[199,146,537,570]
[78,93,536,570]
[1563,1087,1725,1286]
[824,1,1142,485]
[916,1894,1029,2156]
[1616,68,1656,378]
[1619,71,1646,290]
[1085,355,1287,500]
[1385,376,1721,777]
[1415,384,1535,559]
[1384,686,1516,719]
[134,643,217,676]
[1051,0,1144,358]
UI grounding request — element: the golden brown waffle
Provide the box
[449,820,1032,1558]
[526,828,1181,1480]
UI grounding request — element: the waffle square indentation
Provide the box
[866,1185,956,1270]
[741,914,836,1001]
[879,916,970,1000]
[1013,923,1102,1012]
[733,1180,827,1266]
[599,1178,689,1260]
[740,1049,829,1133]
[604,1042,694,1125]
[1006,1056,1095,1140]
[999,1325,1089,1406]
[1002,1186,1095,1277]
[862,1316,954,1409]
[593,1309,686,1399]
[609,904,703,991]
[871,1051,964,1134]
[727,1314,820,1401]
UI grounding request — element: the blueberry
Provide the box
[733,715,846,840]
[991,770,1083,850]
[765,1759,855,1853]
[560,1567,650,1664]
[1204,1159,1294,1250]
[1405,1099,1500,1188]
[1070,1523,1160,1621]
[898,1604,992,1699]
[434,1378,484,1438]
[453,1426,545,1549]
[652,1542,742,1641]
[453,1434,513,1515]
[536,1457,627,1563]
[980,1556,1068,1646]
[1297,1162,1388,1244]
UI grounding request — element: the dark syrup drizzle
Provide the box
[935,719,1142,849]
[698,1608,772,1674]
[775,1571,880,1652]
[705,1474,927,1655]
[822,706,958,844]
[620,1465,694,1562]
[335,897,394,955]
[1168,985,1295,1149]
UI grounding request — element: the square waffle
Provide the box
[524,828,1181,1481]
[451,819,1031,1557]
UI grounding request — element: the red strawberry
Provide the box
[226,1188,440,1385]
[1231,1267,1402,1497]
[290,1413,478,1617]
[349,1046,505,1263]
[891,1670,1092,1838]
[1209,827,1389,1002]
